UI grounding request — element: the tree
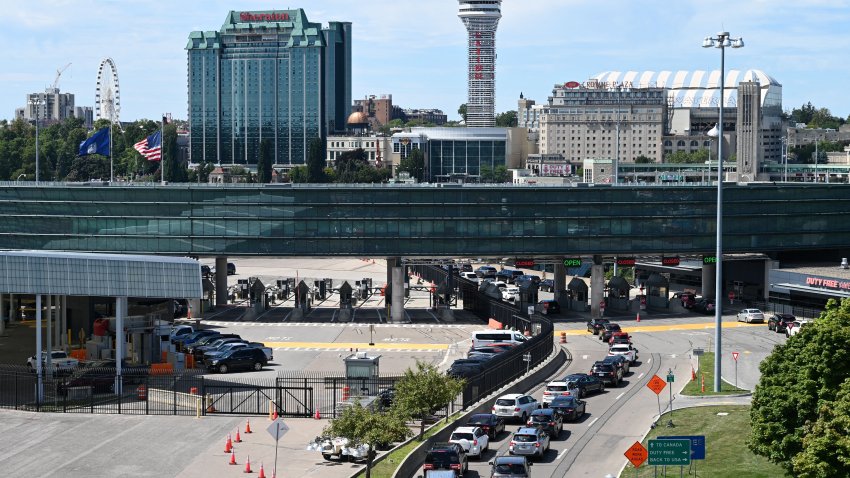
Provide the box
[307,137,326,183]
[257,139,273,183]
[749,298,850,474]
[394,361,464,439]
[396,148,425,182]
[322,403,411,478]
[163,123,187,182]
[635,155,653,164]
[792,378,850,478]
[458,103,467,123]
[288,165,308,183]
[334,148,369,183]
[495,110,517,127]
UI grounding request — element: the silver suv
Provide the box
[508,427,550,459]
[489,455,532,477]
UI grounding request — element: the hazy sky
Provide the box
[2,0,848,123]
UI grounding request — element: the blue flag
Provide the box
[78,127,110,156]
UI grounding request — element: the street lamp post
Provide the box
[702,31,744,392]
[782,136,788,182]
[29,98,42,182]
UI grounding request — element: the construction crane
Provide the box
[51,63,71,90]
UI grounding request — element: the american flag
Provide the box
[133,131,162,162]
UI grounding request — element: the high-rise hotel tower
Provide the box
[458,1,501,128]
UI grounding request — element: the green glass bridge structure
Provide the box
[0,182,846,257]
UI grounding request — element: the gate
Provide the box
[204,378,313,417]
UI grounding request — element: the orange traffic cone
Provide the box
[314,408,321,420]
[235,429,242,443]
[636,313,641,322]
[245,420,253,434]
[244,454,253,473]
[225,434,233,453]
[229,450,237,465]
[691,366,696,381]
[258,463,266,478]
[272,409,279,421]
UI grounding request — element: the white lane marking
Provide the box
[638,372,645,379]
[648,358,652,364]
[587,417,599,427]
[616,392,625,400]
[557,448,569,460]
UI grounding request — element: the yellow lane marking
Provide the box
[262,341,449,350]
[556,321,763,335]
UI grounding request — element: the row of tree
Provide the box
[786,102,849,130]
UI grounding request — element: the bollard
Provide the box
[559,332,567,344]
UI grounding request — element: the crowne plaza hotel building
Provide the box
[187,10,351,169]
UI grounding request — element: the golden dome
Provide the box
[347,111,369,125]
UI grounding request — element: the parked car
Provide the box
[423,443,468,477]
[602,354,630,375]
[586,318,610,335]
[185,333,240,355]
[590,361,622,386]
[476,266,498,279]
[466,413,506,440]
[539,279,555,292]
[227,262,236,275]
[527,408,563,437]
[737,308,765,323]
[768,313,796,333]
[27,350,79,373]
[449,426,490,459]
[489,455,533,478]
[560,373,605,398]
[492,394,540,423]
[169,324,194,341]
[599,323,622,342]
[205,347,267,373]
[787,319,812,337]
[191,337,245,359]
[608,343,639,365]
[508,427,550,459]
[536,300,560,315]
[547,395,587,422]
[692,298,715,314]
[175,329,221,350]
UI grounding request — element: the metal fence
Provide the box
[747,299,824,321]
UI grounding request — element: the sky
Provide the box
[2,0,849,123]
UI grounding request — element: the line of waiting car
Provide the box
[424,318,641,477]
[170,326,273,374]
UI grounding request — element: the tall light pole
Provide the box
[703,31,744,392]
[29,97,42,182]
[782,136,788,182]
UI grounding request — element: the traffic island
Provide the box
[681,352,749,397]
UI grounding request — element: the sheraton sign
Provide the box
[240,12,290,22]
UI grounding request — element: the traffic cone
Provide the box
[235,429,242,443]
[225,434,233,453]
[229,450,237,465]
[314,408,321,420]
[245,420,253,434]
[258,463,266,478]
[244,455,253,473]
[636,313,641,322]
[692,366,697,381]
[272,409,279,421]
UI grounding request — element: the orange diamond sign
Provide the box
[625,441,648,468]
[647,374,667,395]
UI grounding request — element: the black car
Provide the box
[468,346,510,358]
[692,298,715,314]
[58,360,149,396]
[466,413,506,439]
[587,318,610,335]
[561,373,605,398]
[423,443,468,477]
[378,387,395,408]
[536,300,560,315]
[539,279,555,292]
[602,354,630,375]
[227,262,236,275]
[205,347,267,373]
[599,323,622,342]
[460,264,474,273]
[176,330,222,351]
[768,313,796,333]
[448,361,485,378]
[190,336,244,359]
[547,395,586,422]
[497,269,524,284]
[515,275,541,287]
[527,408,563,437]
[590,362,621,386]
[201,265,212,277]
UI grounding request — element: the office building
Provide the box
[186,9,351,170]
[458,0,501,127]
[352,95,396,127]
[16,88,79,125]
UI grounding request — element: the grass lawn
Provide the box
[355,413,462,478]
[680,352,748,396]
[620,406,789,478]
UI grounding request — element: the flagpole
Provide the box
[161,115,165,185]
[109,123,114,182]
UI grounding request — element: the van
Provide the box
[471,330,528,349]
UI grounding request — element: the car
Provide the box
[448,361,485,379]
[227,262,236,275]
[527,408,563,437]
[787,319,812,337]
[502,284,520,302]
[536,300,560,315]
[508,426,550,459]
[492,394,540,423]
[768,313,796,333]
[496,269,524,284]
[538,279,555,292]
[58,359,150,395]
[468,346,510,359]
[737,308,765,323]
[460,263,474,273]
[692,298,715,314]
[174,329,221,350]
[476,266,498,279]
[489,455,533,478]
[608,343,639,365]
[542,381,571,406]
[470,331,528,349]
[169,324,194,341]
[680,292,697,309]
[191,337,245,359]
[599,323,622,342]
[449,426,490,459]
[423,443,468,477]
[515,275,541,287]
[547,395,587,422]
[590,361,622,386]
[460,271,480,283]
[608,331,631,345]
[185,333,240,354]
[560,373,605,398]
[466,413,506,440]
[201,265,212,277]
[602,354,630,375]
[587,318,610,335]
[377,387,395,408]
[27,350,79,373]
[205,347,267,373]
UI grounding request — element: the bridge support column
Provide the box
[46,295,52,375]
[215,257,228,306]
[590,256,605,318]
[554,260,567,304]
[9,294,15,324]
[702,263,716,300]
[387,257,405,323]
[0,293,5,337]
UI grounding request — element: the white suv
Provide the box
[787,319,812,337]
[449,426,489,459]
[608,344,639,365]
[542,381,572,406]
[492,394,540,423]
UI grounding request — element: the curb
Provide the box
[680,391,752,399]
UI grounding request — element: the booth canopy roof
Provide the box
[0,250,202,299]
[607,276,631,293]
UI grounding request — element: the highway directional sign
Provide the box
[648,438,691,466]
[658,435,706,460]
[624,441,648,468]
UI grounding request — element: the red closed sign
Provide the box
[662,256,680,266]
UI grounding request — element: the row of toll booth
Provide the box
[561,273,670,312]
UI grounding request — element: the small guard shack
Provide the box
[645,273,670,309]
[606,276,631,312]
[566,278,589,312]
[344,352,381,396]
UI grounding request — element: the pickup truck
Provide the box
[608,343,639,365]
[28,350,79,373]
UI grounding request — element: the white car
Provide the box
[502,285,519,302]
[787,319,812,337]
[27,350,79,372]
[492,393,540,423]
[737,308,765,323]
[459,271,480,284]
[449,426,489,458]
[542,381,572,406]
[608,344,639,365]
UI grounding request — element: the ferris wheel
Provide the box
[95,57,121,124]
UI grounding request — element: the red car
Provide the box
[609,331,632,345]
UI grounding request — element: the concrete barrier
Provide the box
[147,388,202,410]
